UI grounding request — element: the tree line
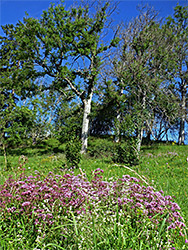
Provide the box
[0,1,187,156]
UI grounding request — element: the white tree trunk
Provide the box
[137,90,146,151]
[114,86,124,143]
[178,118,185,145]
[178,80,186,145]
[137,127,143,152]
[81,92,93,154]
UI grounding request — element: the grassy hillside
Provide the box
[0,139,188,249]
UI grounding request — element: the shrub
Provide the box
[113,138,139,166]
[0,169,187,249]
[34,138,61,153]
[43,138,61,152]
[88,137,114,158]
[65,137,82,168]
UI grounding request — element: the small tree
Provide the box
[0,22,37,168]
[0,93,34,169]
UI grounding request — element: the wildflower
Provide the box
[0,168,186,248]
[34,219,39,225]
[147,153,153,157]
[22,201,31,207]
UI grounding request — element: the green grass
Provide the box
[1,143,188,218]
[1,142,188,222]
[139,144,188,224]
[82,143,188,225]
[0,141,188,249]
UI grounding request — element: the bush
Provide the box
[88,137,139,166]
[88,137,114,158]
[65,137,82,168]
[35,138,60,152]
[0,169,187,249]
[113,138,139,166]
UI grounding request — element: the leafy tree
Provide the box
[111,5,180,150]
[0,27,37,168]
[1,1,119,153]
[0,91,35,169]
[164,4,188,144]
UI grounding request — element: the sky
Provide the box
[0,0,187,34]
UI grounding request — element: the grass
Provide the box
[139,144,188,224]
[0,140,188,249]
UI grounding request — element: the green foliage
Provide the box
[0,90,36,169]
[3,106,35,147]
[164,4,188,145]
[1,1,120,153]
[43,138,59,148]
[112,137,139,166]
[88,136,139,166]
[65,137,82,168]
[55,101,83,143]
[27,95,57,143]
[90,100,115,136]
[43,138,61,152]
[88,137,114,158]
[111,5,187,148]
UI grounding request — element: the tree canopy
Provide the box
[0,1,188,155]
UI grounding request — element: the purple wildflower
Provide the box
[22,201,31,207]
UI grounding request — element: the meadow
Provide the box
[0,138,188,249]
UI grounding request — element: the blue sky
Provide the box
[0,0,187,34]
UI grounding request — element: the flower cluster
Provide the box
[167,151,178,156]
[0,168,187,246]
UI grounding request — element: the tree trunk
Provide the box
[81,92,93,154]
[137,90,146,151]
[137,127,143,152]
[178,79,186,145]
[114,87,124,143]
[179,119,185,145]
